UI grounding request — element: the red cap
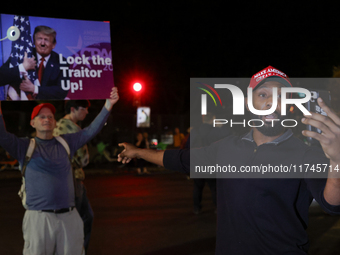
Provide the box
[31,103,56,120]
[249,65,292,90]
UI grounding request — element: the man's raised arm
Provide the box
[104,87,119,112]
[62,87,119,152]
[302,97,340,205]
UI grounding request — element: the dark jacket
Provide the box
[0,49,69,99]
[163,129,340,254]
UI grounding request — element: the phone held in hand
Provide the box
[305,89,331,146]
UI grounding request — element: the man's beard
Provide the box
[249,111,285,137]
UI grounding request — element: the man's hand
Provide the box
[302,97,340,205]
[302,97,340,162]
[20,75,35,93]
[22,52,36,71]
[117,143,139,164]
[105,87,119,111]
[118,142,165,166]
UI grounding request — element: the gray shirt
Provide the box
[0,106,110,210]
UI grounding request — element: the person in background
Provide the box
[189,112,232,214]
[143,132,150,148]
[180,127,192,149]
[135,132,150,175]
[173,127,184,148]
[53,99,93,253]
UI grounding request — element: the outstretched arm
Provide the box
[62,87,119,153]
[302,97,340,205]
[117,143,165,166]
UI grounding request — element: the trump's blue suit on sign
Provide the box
[0,48,69,100]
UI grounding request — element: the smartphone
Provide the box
[305,89,331,146]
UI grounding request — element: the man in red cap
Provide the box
[0,87,118,255]
[247,65,293,139]
[30,102,57,139]
[117,66,340,254]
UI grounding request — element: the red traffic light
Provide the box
[133,82,142,92]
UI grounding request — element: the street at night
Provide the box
[0,167,340,255]
[1,2,340,255]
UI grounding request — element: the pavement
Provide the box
[0,165,339,254]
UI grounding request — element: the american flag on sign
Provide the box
[0,25,4,100]
[8,15,37,99]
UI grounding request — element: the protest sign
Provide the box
[0,14,113,100]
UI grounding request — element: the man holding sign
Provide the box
[0,87,118,254]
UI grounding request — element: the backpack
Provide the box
[18,136,71,209]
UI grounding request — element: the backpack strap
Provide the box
[55,136,71,162]
[55,136,77,198]
[21,138,36,177]
[21,136,71,176]
[19,138,36,209]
